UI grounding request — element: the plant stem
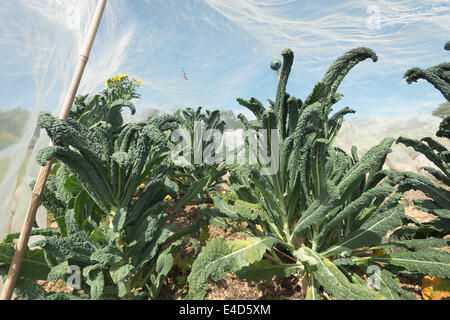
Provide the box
[273,247,297,263]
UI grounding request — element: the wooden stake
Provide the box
[0,0,108,300]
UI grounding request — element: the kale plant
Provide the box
[393,41,450,240]
[186,48,450,300]
[0,77,205,300]
[70,75,142,131]
[171,107,228,202]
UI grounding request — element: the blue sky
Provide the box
[1,0,449,120]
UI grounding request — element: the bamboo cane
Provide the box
[0,0,108,300]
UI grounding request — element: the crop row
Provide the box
[0,42,449,300]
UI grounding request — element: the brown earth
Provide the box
[158,198,305,300]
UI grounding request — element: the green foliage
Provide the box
[395,40,450,243]
[403,41,450,101]
[396,136,449,186]
[3,44,450,300]
[70,75,141,131]
[1,77,206,300]
[187,47,450,300]
[0,243,50,280]
[187,236,280,299]
[437,116,450,140]
[171,107,228,201]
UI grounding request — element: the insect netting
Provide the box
[0,0,449,242]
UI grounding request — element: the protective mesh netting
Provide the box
[0,0,449,242]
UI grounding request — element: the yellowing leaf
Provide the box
[422,275,450,300]
[373,249,384,257]
[198,223,210,244]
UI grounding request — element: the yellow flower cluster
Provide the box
[104,75,144,88]
[134,78,144,87]
[111,74,127,82]
[104,74,127,88]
